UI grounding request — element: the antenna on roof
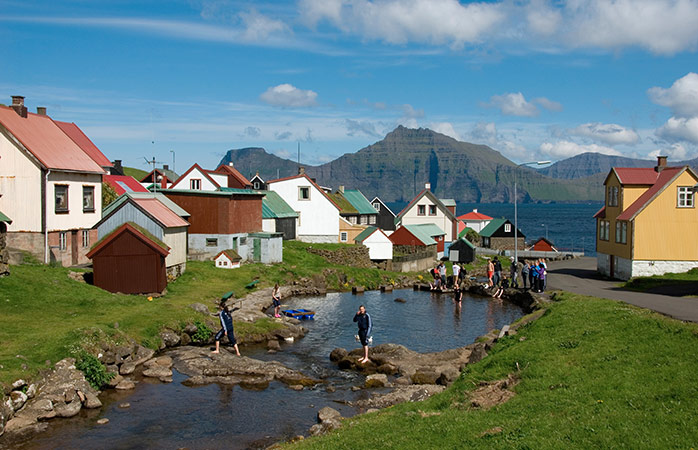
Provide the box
[143,156,165,193]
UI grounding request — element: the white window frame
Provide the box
[677,186,695,208]
[55,185,69,214]
[190,179,201,190]
[340,232,348,242]
[615,221,628,244]
[298,186,311,200]
[253,181,260,190]
[59,232,67,251]
[82,186,95,213]
[504,223,512,233]
[82,230,90,248]
[369,215,376,225]
[373,202,380,211]
[607,186,619,207]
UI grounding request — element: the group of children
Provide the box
[429,262,466,290]
[485,256,548,297]
[521,259,547,293]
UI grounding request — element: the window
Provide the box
[417,205,426,216]
[299,186,310,200]
[240,236,247,245]
[428,205,437,216]
[360,215,368,225]
[348,216,357,225]
[340,232,348,242]
[615,221,627,244]
[373,202,380,211]
[190,179,201,190]
[59,232,67,250]
[677,186,695,208]
[607,186,619,207]
[206,238,218,247]
[55,185,68,213]
[82,186,95,212]
[253,181,260,189]
[82,230,90,248]
[599,220,610,241]
[369,215,376,225]
[504,223,512,233]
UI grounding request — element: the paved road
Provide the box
[546,257,698,323]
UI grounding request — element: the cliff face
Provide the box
[219,126,603,203]
[539,152,698,180]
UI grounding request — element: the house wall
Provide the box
[188,233,250,261]
[0,133,42,232]
[46,171,102,232]
[247,235,282,264]
[532,240,555,251]
[400,199,454,241]
[360,232,393,260]
[98,202,165,240]
[275,218,296,240]
[633,170,698,261]
[596,172,633,260]
[389,227,425,247]
[339,219,365,243]
[208,172,227,188]
[262,218,276,233]
[172,167,219,191]
[269,177,338,242]
[487,237,526,251]
[164,192,262,235]
[463,220,489,233]
[163,226,188,271]
[621,186,647,210]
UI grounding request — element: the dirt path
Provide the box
[546,257,698,323]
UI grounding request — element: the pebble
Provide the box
[97,418,109,425]
[118,403,130,409]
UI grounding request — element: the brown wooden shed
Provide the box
[87,222,169,294]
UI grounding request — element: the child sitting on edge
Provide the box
[493,275,508,298]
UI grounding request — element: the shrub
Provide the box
[75,351,115,390]
[191,320,213,344]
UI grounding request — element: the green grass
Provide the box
[290,292,698,449]
[0,242,420,387]
[623,267,698,293]
[122,166,148,180]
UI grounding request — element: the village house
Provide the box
[94,194,190,278]
[0,96,106,266]
[370,196,396,231]
[87,222,169,294]
[529,237,558,252]
[333,187,378,226]
[140,166,179,191]
[169,162,251,191]
[394,184,458,243]
[354,226,393,261]
[457,209,493,234]
[479,218,526,251]
[594,156,698,280]
[389,223,446,258]
[214,249,242,269]
[267,169,341,243]
[261,190,298,240]
[250,173,266,190]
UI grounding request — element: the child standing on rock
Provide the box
[272,283,282,318]
[353,305,372,364]
[213,302,240,356]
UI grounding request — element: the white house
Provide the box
[169,163,252,191]
[0,96,106,266]
[95,194,190,278]
[215,249,242,269]
[394,185,458,242]
[354,227,393,261]
[457,209,493,234]
[267,170,340,243]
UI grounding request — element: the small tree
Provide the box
[102,182,119,208]
[465,228,480,245]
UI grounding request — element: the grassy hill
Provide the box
[122,166,149,180]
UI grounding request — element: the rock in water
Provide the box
[97,418,109,425]
[394,298,406,303]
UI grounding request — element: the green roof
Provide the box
[248,232,283,238]
[0,210,11,224]
[103,192,190,218]
[453,237,475,249]
[330,192,359,214]
[262,191,298,219]
[440,198,456,207]
[403,223,445,246]
[479,218,507,238]
[220,187,265,195]
[343,189,378,215]
[354,226,378,243]
[458,226,477,239]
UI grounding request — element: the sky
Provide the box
[1,0,698,174]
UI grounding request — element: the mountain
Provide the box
[219,126,602,203]
[539,152,698,180]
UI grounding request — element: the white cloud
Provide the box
[525,0,562,36]
[345,119,381,137]
[648,143,690,160]
[470,122,498,145]
[539,140,622,158]
[648,72,698,117]
[656,116,698,143]
[533,97,563,112]
[401,104,424,119]
[570,122,640,145]
[431,122,460,140]
[260,84,318,107]
[243,126,261,137]
[299,0,506,47]
[238,9,290,42]
[487,92,539,117]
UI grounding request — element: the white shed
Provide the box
[354,227,393,261]
[214,249,242,269]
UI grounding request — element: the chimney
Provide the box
[163,164,169,171]
[112,160,124,176]
[10,96,27,118]
[655,155,668,172]
[36,107,47,116]
[298,166,305,175]
[425,182,431,190]
[228,162,234,167]
[473,209,478,213]
[339,185,344,194]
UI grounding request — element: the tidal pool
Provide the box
[4,289,524,450]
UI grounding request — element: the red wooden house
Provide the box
[529,237,557,252]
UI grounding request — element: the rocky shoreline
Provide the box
[0,284,549,443]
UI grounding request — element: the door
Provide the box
[71,230,79,265]
[609,255,615,278]
[253,238,261,262]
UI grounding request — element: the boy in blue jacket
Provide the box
[213,302,240,356]
[353,305,372,364]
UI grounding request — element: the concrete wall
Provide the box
[188,233,250,261]
[269,177,339,240]
[597,252,698,280]
[247,235,283,264]
[8,229,97,266]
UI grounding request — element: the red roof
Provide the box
[0,106,104,173]
[617,167,685,221]
[87,223,169,259]
[593,206,606,219]
[612,168,660,185]
[132,198,190,228]
[457,210,493,221]
[211,164,251,188]
[54,120,112,168]
[267,173,341,210]
[104,175,149,195]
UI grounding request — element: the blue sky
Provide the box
[2,0,698,174]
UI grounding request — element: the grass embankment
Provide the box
[0,242,418,387]
[122,166,149,180]
[291,292,698,449]
[623,268,698,294]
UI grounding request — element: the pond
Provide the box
[4,289,524,450]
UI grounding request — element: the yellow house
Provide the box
[594,156,698,280]
[339,216,367,243]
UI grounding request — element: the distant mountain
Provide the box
[219,126,603,203]
[539,152,698,180]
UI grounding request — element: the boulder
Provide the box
[329,348,348,362]
[184,323,198,335]
[365,374,390,388]
[317,407,341,423]
[119,362,136,376]
[142,366,173,379]
[25,384,37,399]
[131,346,156,366]
[54,400,81,418]
[180,333,192,346]
[10,391,28,411]
[352,385,445,409]
[107,374,124,388]
[411,370,440,385]
[83,392,102,409]
[115,380,136,390]
[160,331,181,348]
[11,379,27,390]
[267,340,281,351]
[97,418,109,425]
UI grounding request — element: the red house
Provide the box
[389,223,446,254]
[87,223,169,294]
[529,237,557,252]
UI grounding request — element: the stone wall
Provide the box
[307,245,372,268]
[6,229,97,267]
[489,237,526,251]
[0,222,9,276]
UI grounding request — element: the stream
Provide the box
[5,289,525,449]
